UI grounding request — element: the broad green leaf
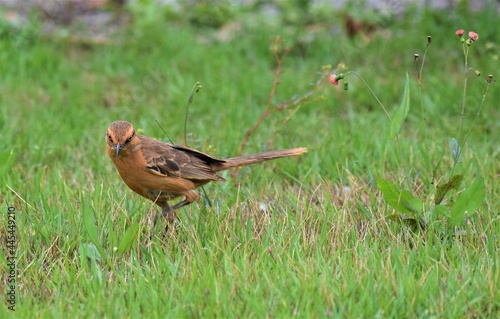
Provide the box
[118,222,140,255]
[389,72,410,138]
[449,179,485,226]
[432,204,450,218]
[435,174,463,205]
[387,213,426,230]
[404,196,424,215]
[377,179,423,215]
[78,243,102,262]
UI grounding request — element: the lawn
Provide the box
[1,2,499,318]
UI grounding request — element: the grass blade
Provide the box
[118,222,140,255]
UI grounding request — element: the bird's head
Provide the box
[106,121,139,158]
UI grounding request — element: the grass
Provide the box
[1,2,500,318]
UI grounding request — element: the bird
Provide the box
[105,120,307,234]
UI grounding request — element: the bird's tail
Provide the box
[215,148,307,171]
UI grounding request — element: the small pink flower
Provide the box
[455,29,464,36]
[468,31,479,41]
[329,74,340,86]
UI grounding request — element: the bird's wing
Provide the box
[140,136,226,182]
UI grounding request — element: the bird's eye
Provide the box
[107,135,113,143]
[125,131,135,145]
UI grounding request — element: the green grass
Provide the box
[1,3,500,318]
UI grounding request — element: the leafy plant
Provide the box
[331,30,493,239]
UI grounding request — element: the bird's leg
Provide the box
[151,203,166,239]
[162,204,178,234]
[151,203,183,236]
[152,204,167,229]
[169,199,192,212]
[162,204,178,224]
[150,202,176,239]
[161,201,194,233]
[151,191,201,237]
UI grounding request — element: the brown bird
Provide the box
[106,120,306,233]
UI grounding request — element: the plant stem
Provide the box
[449,45,469,178]
[395,135,410,190]
[345,71,410,188]
[237,110,271,158]
[236,48,285,158]
[347,71,392,120]
[457,45,469,149]
[184,82,202,147]
[417,41,430,126]
[461,81,492,157]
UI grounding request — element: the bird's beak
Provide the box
[115,142,122,157]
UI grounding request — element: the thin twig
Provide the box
[236,47,288,157]
[231,39,326,184]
